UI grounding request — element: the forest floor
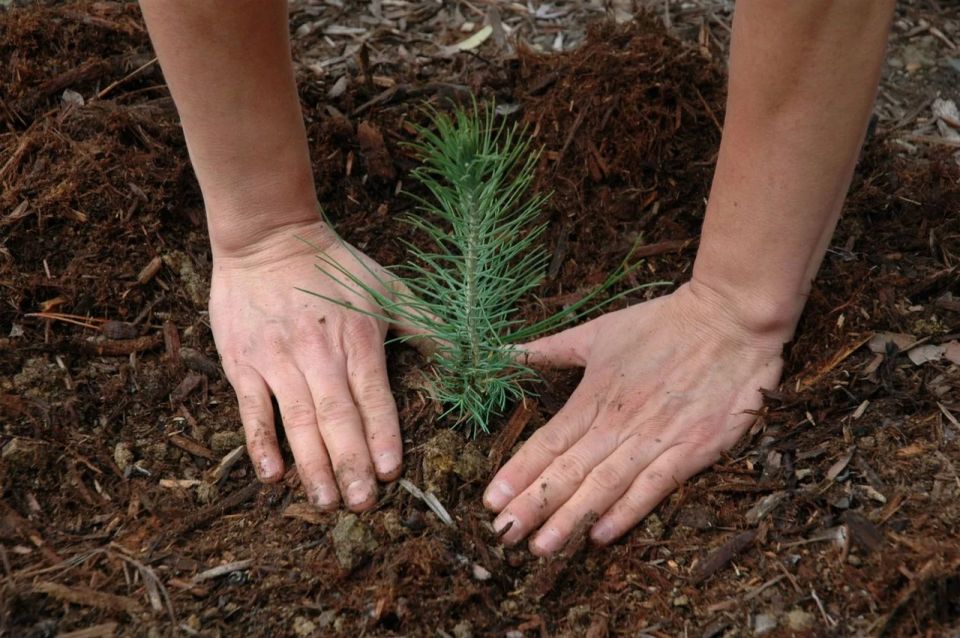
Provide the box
[2,1,960,637]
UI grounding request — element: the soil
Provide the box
[3,3,960,638]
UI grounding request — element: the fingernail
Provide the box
[312,485,338,509]
[375,452,400,476]
[591,520,614,545]
[257,457,280,481]
[484,481,515,511]
[346,480,371,508]
[493,513,520,544]
[533,527,563,555]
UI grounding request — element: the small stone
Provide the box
[505,631,524,638]
[677,505,716,530]
[786,609,815,631]
[114,442,134,471]
[292,615,316,637]
[644,513,664,538]
[162,251,208,308]
[2,438,42,470]
[144,442,169,462]
[331,513,378,570]
[672,595,689,607]
[847,554,862,566]
[317,610,338,629]
[184,614,201,632]
[382,510,406,540]
[471,563,492,581]
[566,605,592,629]
[754,613,777,635]
[210,430,244,453]
[452,620,474,638]
[197,481,219,504]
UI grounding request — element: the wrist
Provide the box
[209,211,336,264]
[684,273,802,345]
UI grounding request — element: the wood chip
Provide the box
[283,502,327,525]
[136,256,162,285]
[745,491,789,525]
[488,399,535,474]
[691,530,757,584]
[205,445,246,485]
[34,581,144,616]
[167,432,215,460]
[169,371,204,404]
[56,622,119,638]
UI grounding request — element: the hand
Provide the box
[209,220,401,511]
[483,281,788,554]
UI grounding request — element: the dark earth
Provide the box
[2,2,960,637]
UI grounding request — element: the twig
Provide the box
[191,559,253,584]
[810,586,837,627]
[96,56,158,100]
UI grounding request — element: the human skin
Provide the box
[138,1,896,547]
[488,1,897,554]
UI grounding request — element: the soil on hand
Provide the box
[2,4,959,637]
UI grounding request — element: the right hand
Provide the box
[208,219,402,512]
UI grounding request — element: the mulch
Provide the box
[2,3,959,637]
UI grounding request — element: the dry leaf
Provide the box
[943,340,960,365]
[907,344,944,365]
[868,332,916,354]
[447,25,492,54]
[826,448,855,481]
[897,443,929,458]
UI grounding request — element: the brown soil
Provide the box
[3,4,960,637]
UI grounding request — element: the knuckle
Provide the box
[551,454,588,485]
[343,317,380,345]
[281,401,316,432]
[533,426,570,457]
[314,395,357,422]
[589,463,625,492]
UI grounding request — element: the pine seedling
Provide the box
[303,103,666,436]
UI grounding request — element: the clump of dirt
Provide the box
[3,4,960,637]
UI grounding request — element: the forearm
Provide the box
[691,0,895,338]
[140,0,320,256]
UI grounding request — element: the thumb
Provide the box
[385,278,441,357]
[519,319,599,369]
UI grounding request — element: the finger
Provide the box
[301,357,378,512]
[529,432,665,556]
[343,320,403,481]
[590,444,700,546]
[484,383,598,513]
[269,368,340,510]
[519,319,599,369]
[227,365,284,482]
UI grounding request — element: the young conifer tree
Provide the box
[303,104,663,436]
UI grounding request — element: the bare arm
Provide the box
[140,1,403,511]
[486,0,896,554]
[692,0,895,338]
[139,0,319,254]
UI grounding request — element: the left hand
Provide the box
[483,281,788,555]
